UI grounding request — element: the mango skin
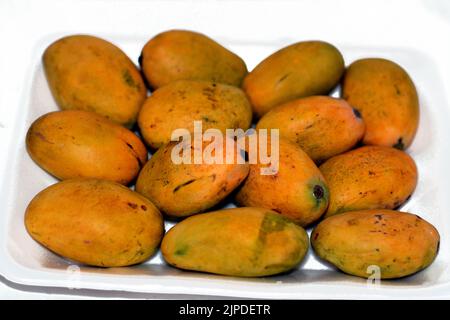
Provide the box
[136,139,249,217]
[319,146,418,218]
[311,209,440,279]
[140,30,248,89]
[235,137,329,226]
[243,41,345,118]
[25,179,164,267]
[43,35,146,127]
[162,207,309,277]
[26,110,147,185]
[137,80,252,149]
[342,58,419,149]
[256,96,365,163]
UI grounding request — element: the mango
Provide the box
[256,96,365,162]
[137,80,252,149]
[136,138,249,217]
[162,207,309,277]
[342,58,419,149]
[311,209,440,279]
[243,41,345,117]
[43,35,146,127]
[140,30,247,89]
[319,146,418,217]
[25,179,164,267]
[26,110,147,185]
[236,137,329,226]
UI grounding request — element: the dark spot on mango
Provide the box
[141,205,147,211]
[314,232,319,240]
[393,137,405,150]
[174,245,189,256]
[276,73,291,85]
[201,116,218,124]
[261,213,288,233]
[122,69,138,89]
[124,141,143,168]
[313,185,325,200]
[252,213,290,263]
[34,131,54,144]
[127,202,138,209]
[270,173,279,179]
[219,185,228,194]
[173,179,196,193]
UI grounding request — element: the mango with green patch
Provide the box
[342,58,419,149]
[311,209,440,279]
[26,110,147,185]
[137,80,252,149]
[235,137,329,227]
[162,207,309,277]
[243,41,345,118]
[319,146,417,218]
[136,137,249,217]
[43,35,146,127]
[25,179,164,267]
[256,96,365,163]
[140,30,247,89]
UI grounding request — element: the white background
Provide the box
[1,0,450,299]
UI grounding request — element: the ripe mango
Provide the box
[162,207,309,277]
[256,96,365,162]
[25,179,164,267]
[43,35,146,127]
[319,146,418,217]
[342,58,419,149]
[236,137,329,226]
[140,30,247,89]
[311,209,440,279]
[243,41,344,117]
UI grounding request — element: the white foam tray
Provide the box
[1,0,450,299]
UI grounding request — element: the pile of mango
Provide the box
[24,30,440,280]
